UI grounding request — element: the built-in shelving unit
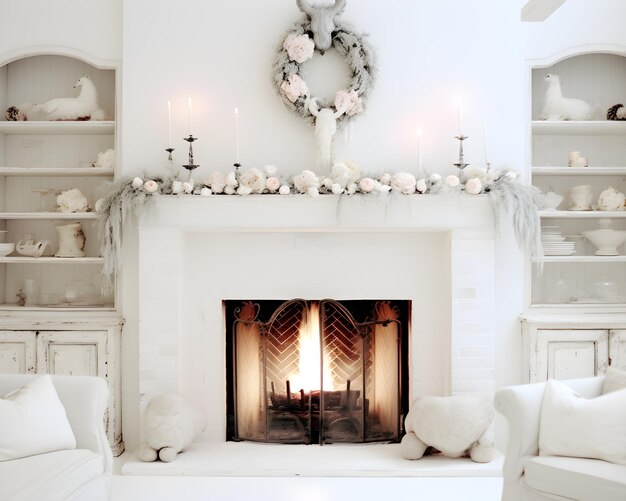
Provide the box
[530,51,626,308]
[0,54,116,311]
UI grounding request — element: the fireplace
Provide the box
[225,299,410,445]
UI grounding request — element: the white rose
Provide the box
[359,177,375,193]
[446,175,460,188]
[331,184,344,195]
[465,178,483,195]
[430,173,442,184]
[132,177,143,189]
[293,170,320,194]
[279,185,291,195]
[378,173,391,185]
[237,185,253,196]
[200,187,212,197]
[416,178,427,194]
[183,181,194,194]
[283,33,315,63]
[322,178,333,189]
[391,172,417,195]
[346,182,357,195]
[172,181,183,194]
[266,176,280,193]
[206,172,227,193]
[240,167,266,194]
[224,185,236,195]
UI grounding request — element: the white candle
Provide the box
[417,128,423,175]
[235,107,240,164]
[457,105,462,136]
[187,97,193,135]
[167,101,172,146]
[483,122,489,166]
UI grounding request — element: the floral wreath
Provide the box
[272,20,377,127]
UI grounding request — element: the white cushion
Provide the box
[525,456,626,501]
[539,379,626,465]
[603,367,626,394]
[0,375,76,461]
[0,449,103,501]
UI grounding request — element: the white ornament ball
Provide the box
[279,185,291,195]
[200,187,212,197]
[132,177,144,189]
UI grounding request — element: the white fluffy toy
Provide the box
[401,394,496,463]
[138,394,206,463]
[540,74,593,121]
[30,76,105,121]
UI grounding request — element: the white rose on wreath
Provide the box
[283,33,315,63]
[240,168,266,194]
[465,178,483,195]
[293,169,320,195]
[391,172,417,195]
[57,188,89,213]
[281,74,310,103]
[335,90,362,117]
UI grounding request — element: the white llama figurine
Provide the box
[540,74,593,121]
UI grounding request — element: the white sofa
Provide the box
[495,376,626,501]
[0,374,112,501]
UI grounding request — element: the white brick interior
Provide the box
[137,195,496,441]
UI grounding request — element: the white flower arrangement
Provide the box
[57,188,89,213]
[391,172,417,195]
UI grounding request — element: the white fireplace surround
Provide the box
[136,195,496,445]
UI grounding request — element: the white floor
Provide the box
[111,476,504,501]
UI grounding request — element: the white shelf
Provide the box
[0,304,115,312]
[533,256,626,263]
[0,257,103,264]
[0,212,99,220]
[532,121,626,135]
[0,167,114,177]
[532,166,626,176]
[0,121,115,135]
[539,210,626,218]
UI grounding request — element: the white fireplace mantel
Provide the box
[136,194,497,447]
[140,194,495,232]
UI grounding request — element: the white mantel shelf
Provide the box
[141,195,495,232]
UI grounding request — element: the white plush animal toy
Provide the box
[30,76,105,121]
[138,394,206,463]
[540,74,593,121]
[308,98,348,172]
[401,395,496,463]
[296,0,346,53]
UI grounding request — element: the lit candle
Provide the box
[167,100,172,146]
[483,122,489,166]
[187,97,193,135]
[234,107,240,164]
[417,128,423,176]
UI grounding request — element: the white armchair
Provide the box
[495,376,626,501]
[0,374,112,501]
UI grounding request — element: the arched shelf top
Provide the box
[528,44,626,69]
[0,45,120,70]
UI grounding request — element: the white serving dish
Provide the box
[582,219,626,256]
[0,243,15,257]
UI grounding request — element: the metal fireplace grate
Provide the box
[230,299,405,445]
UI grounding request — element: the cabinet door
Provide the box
[37,331,107,377]
[0,331,36,374]
[609,330,626,371]
[536,330,608,382]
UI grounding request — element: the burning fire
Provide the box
[289,302,335,392]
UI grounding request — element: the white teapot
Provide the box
[16,234,49,258]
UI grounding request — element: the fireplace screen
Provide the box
[225,299,409,445]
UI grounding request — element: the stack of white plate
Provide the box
[542,226,575,256]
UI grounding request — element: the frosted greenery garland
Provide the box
[98,168,542,294]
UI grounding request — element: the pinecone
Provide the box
[5,106,26,121]
[607,103,626,121]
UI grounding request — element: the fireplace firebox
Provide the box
[225,299,410,445]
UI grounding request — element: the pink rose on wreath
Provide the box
[335,89,362,117]
[359,177,376,193]
[284,33,315,63]
[281,74,310,103]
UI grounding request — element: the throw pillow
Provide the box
[539,379,626,465]
[603,367,626,395]
[0,376,76,461]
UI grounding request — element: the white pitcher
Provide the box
[55,222,86,258]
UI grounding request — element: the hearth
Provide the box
[225,299,410,445]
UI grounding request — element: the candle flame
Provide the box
[289,302,335,392]
[235,107,239,115]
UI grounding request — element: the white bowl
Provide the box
[0,243,15,257]
[541,192,564,210]
[582,228,626,255]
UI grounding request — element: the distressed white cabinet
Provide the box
[522,315,626,383]
[0,331,36,374]
[0,315,123,455]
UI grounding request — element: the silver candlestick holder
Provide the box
[233,162,242,183]
[165,147,177,176]
[182,135,199,181]
[453,134,469,177]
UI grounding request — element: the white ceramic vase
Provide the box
[55,222,86,258]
